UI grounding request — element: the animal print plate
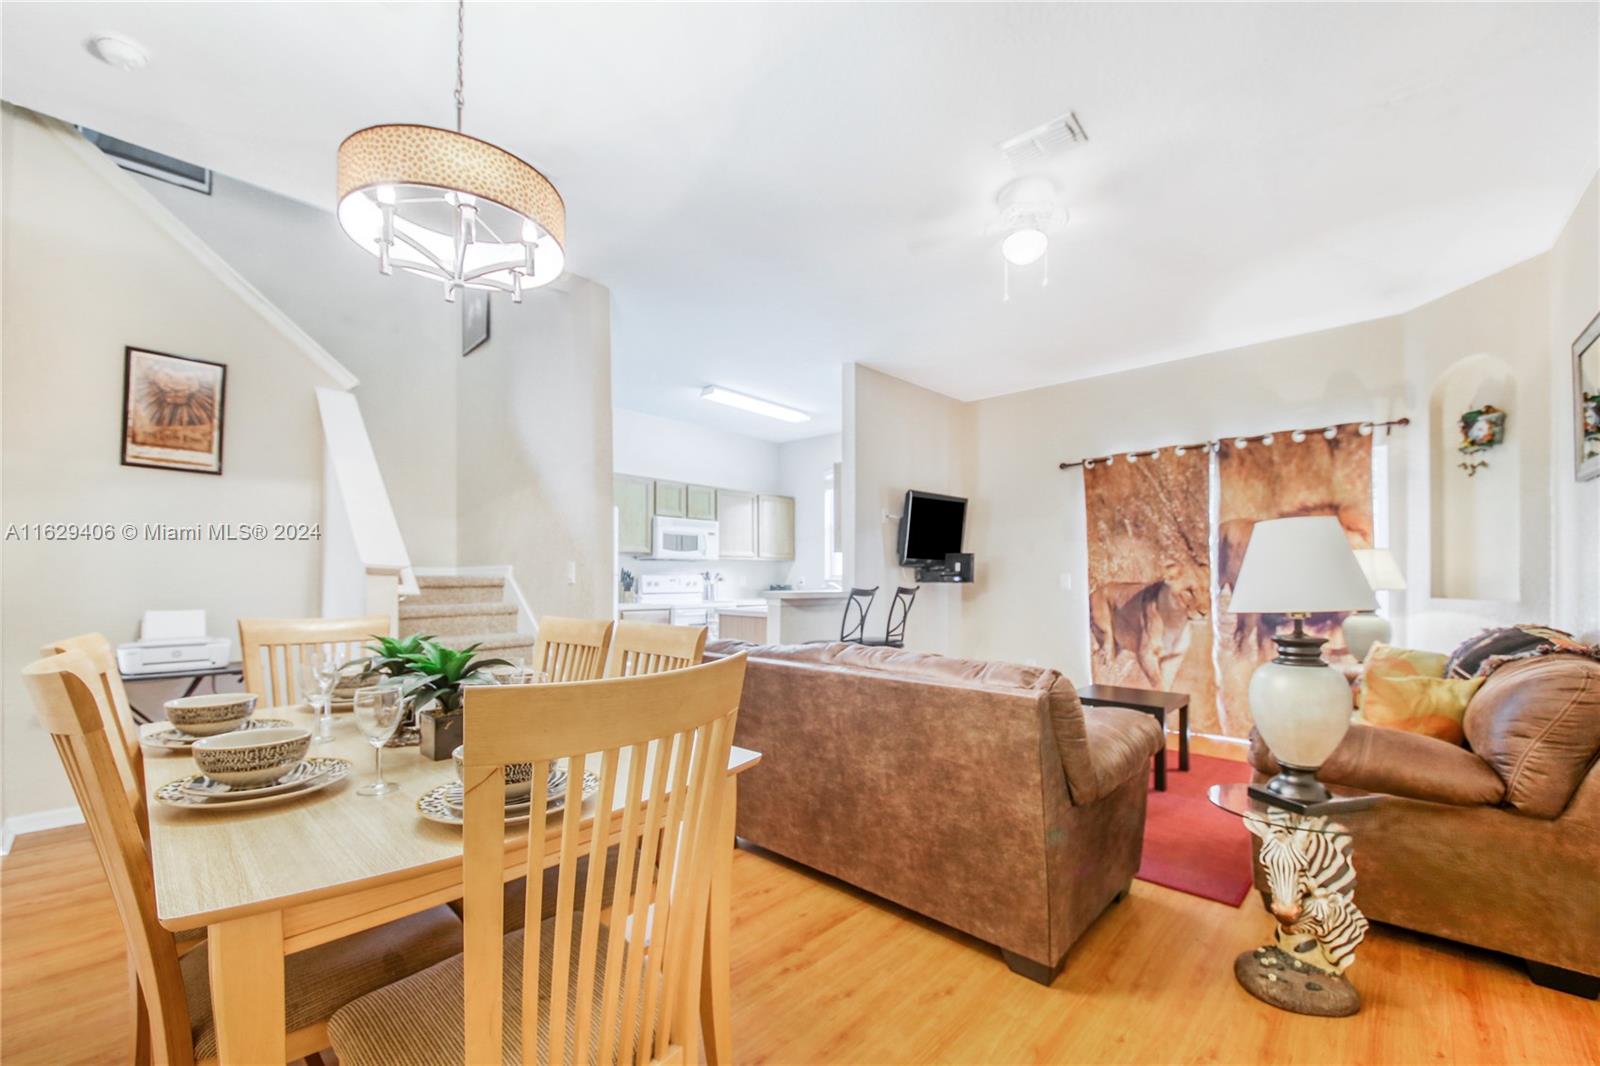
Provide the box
[141,718,296,750]
[416,771,599,827]
[155,757,351,810]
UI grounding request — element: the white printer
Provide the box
[116,610,232,675]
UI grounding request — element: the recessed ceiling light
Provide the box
[701,386,810,424]
[88,34,149,71]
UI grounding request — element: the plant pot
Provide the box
[419,708,462,761]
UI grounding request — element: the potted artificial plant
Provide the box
[403,640,514,760]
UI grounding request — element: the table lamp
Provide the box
[1342,549,1407,662]
[1229,516,1377,810]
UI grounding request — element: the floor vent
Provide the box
[79,128,213,194]
[998,111,1089,165]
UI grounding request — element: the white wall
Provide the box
[456,281,616,623]
[1401,255,1553,649]
[778,432,842,589]
[0,106,347,821]
[141,173,460,565]
[613,407,783,492]
[845,365,974,654]
[1548,174,1600,638]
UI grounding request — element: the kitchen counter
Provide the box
[763,589,848,601]
[714,606,767,618]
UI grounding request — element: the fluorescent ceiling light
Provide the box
[700,386,810,424]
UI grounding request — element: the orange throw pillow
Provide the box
[1361,644,1481,744]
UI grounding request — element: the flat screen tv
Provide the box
[897,490,967,566]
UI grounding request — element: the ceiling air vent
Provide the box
[997,111,1089,166]
[79,128,212,194]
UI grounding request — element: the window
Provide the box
[823,467,844,581]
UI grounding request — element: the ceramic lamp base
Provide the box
[1342,611,1390,664]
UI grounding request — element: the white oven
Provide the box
[651,517,719,560]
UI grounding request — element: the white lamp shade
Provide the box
[1352,548,1407,592]
[1228,515,1377,614]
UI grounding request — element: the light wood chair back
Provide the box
[22,650,197,1066]
[238,616,387,705]
[604,621,707,678]
[40,633,146,829]
[459,653,747,1066]
[531,617,613,682]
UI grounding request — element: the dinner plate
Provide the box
[155,757,352,811]
[416,770,600,827]
[177,758,344,800]
[141,717,295,750]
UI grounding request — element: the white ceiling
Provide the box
[4,3,1596,442]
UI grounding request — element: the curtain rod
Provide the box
[1056,417,1410,471]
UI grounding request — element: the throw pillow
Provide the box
[1363,642,1449,680]
[1444,625,1590,679]
[1362,671,1484,744]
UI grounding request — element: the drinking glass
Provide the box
[297,658,334,743]
[353,682,404,796]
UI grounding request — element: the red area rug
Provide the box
[1135,752,1255,906]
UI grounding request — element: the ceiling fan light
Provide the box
[1002,227,1048,267]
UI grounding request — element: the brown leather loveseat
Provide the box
[705,640,1163,983]
[1249,654,1600,997]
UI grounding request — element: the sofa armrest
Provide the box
[1248,724,1506,807]
[1078,707,1163,805]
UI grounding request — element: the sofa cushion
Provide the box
[1463,655,1600,818]
[1248,725,1506,807]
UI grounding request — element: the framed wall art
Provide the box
[1574,310,1600,482]
[121,346,227,475]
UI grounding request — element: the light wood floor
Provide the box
[5,751,1598,1064]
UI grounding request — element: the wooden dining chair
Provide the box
[532,616,614,682]
[861,586,919,649]
[238,616,388,705]
[605,620,707,678]
[839,586,877,643]
[325,653,749,1066]
[40,632,146,824]
[22,649,466,1066]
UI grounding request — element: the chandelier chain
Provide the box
[454,0,465,133]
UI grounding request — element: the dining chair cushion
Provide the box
[328,914,647,1066]
[183,904,463,1060]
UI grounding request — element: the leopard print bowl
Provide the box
[193,727,311,788]
[165,693,258,737]
[452,745,535,801]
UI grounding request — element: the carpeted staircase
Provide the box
[399,574,534,661]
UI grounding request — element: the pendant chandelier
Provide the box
[335,0,564,302]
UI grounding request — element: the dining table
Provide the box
[141,705,761,1066]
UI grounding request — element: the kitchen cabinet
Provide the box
[615,475,653,555]
[757,494,796,560]
[716,611,768,643]
[686,484,717,521]
[654,480,688,518]
[717,490,758,559]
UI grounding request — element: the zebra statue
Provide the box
[1245,810,1369,976]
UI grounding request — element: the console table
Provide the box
[1076,684,1189,791]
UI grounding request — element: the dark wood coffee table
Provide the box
[1076,684,1190,791]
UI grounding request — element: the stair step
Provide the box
[411,574,506,606]
[399,602,517,638]
[431,632,535,658]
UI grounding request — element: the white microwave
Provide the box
[651,517,719,560]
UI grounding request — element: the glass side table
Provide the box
[1208,783,1382,1017]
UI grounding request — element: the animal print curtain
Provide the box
[1214,423,1373,737]
[1084,447,1219,731]
[1082,422,1374,739]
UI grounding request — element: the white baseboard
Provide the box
[0,805,85,857]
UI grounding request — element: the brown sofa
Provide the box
[705,640,1163,983]
[1248,653,1600,997]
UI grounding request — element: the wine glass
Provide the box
[297,658,333,743]
[352,682,404,796]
